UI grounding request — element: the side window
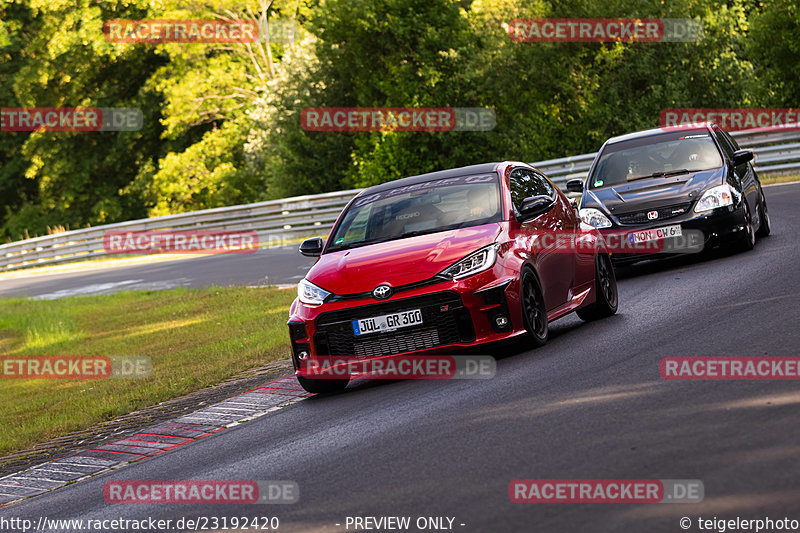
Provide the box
[509,168,554,213]
[713,127,735,159]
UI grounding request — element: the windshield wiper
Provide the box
[399,222,475,239]
[330,224,471,252]
[398,229,438,239]
[628,168,691,182]
[328,236,392,252]
[328,230,438,252]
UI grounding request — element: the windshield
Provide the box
[326,174,502,252]
[589,131,723,189]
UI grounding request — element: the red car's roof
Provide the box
[358,162,506,196]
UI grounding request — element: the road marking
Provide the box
[0,374,310,508]
[716,293,800,308]
[29,278,192,300]
[763,180,800,188]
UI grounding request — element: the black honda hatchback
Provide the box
[567,123,770,265]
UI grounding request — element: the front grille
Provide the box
[314,292,474,357]
[351,327,441,357]
[616,202,693,225]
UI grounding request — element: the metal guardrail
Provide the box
[0,190,362,272]
[2,128,800,272]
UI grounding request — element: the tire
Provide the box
[756,192,771,237]
[735,200,756,252]
[296,375,349,394]
[577,252,618,321]
[521,269,548,347]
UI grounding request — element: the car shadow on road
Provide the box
[308,277,639,396]
[613,247,736,280]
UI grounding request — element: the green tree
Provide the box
[748,0,800,106]
[0,0,164,240]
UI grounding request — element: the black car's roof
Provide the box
[605,123,713,145]
[357,162,506,195]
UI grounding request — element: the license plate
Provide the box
[629,224,682,244]
[352,309,423,336]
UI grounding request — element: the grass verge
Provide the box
[0,286,296,456]
[761,173,800,186]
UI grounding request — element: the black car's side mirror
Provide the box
[299,237,324,257]
[566,179,584,193]
[519,195,555,219]
[732,149,754,166]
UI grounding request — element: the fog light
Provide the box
[495,315,509,328]
[298,351,309,360]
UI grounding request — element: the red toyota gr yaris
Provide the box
[287,162,618,393]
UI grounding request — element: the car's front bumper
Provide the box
[287,273,524,378]
[607,203,748,266]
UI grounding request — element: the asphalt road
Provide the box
[0,246,317,299]
[1,183,799,532]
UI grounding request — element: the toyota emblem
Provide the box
[647,210,659,220]
[372,284,393,300]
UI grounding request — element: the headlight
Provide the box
[694,184,734,213]
[298,279,332,305]
[579,208,612,228]
[440,244,500,280]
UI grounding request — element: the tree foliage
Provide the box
[0,0,790,240]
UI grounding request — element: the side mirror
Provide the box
[566,179,584,193]
[299,237,324,257]
[732,149,754,166]
[519,195,554,219]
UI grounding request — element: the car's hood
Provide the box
[307,223,503,295]
[586,168,724,215]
